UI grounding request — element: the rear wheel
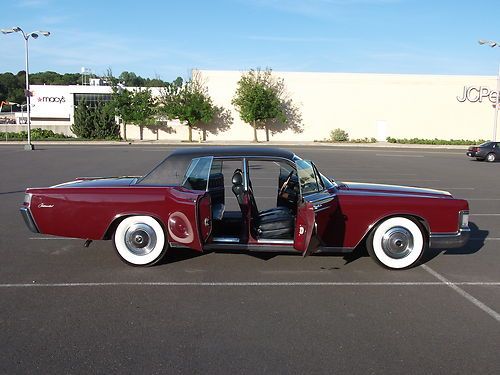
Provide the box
[113,216,167,266]
[486,153,496,162]
[366,217,426,269]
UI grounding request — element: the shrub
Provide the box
[329,128,349,142]
[386,137,486,145]
[0,128,72,140]
[350,137,377,143]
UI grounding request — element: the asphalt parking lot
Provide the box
[1,144,499,374]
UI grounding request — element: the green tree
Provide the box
[71,98,94,138]
[111,86,156,140]
[0,72,25,107]
[159,72,229,142]
[118,71,144,87]
[231,68,286,142]
[93,101,120,139]
[71,98,119,139]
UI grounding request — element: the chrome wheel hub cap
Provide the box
[125,223,157,256]
[381,226,413,259]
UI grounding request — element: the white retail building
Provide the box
[5,70,499,141]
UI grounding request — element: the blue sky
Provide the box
[1,0,499,81]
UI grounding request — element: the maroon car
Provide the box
[20,147,470,269]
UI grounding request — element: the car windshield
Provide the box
[479,142,491,147]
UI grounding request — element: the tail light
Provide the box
[23,193,32,207]
[459,210,469,229]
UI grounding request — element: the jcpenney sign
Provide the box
[37,96,66,103]
[457,86,498,103]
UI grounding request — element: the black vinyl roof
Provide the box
[137,146,296,186]
[169,146,296,160]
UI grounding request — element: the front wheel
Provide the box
[366,217,426,269]
[486,153,496,162]
[113,216,167,266]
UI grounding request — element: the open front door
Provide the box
[294,159,323,256]
[294,200,316,255]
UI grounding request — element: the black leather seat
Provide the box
[231,169,294,239]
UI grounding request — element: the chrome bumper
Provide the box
[429,228,470,249]
[20,207,39,233]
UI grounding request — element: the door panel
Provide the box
[309,194,340,247]
[198,193,212,242]
[294,200,316,255]
[166,188,205,251]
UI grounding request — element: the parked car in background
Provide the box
[466,141,500,162]
[20,147,470,270]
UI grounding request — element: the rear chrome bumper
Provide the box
[20,207,39,233]
[429,228,470,249]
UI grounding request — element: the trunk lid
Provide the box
[51,176,139,188]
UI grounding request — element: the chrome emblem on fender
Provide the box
[38,203,54,208]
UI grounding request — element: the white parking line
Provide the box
[0,281,498,288]
[299,148,463,155]
[376,154,424,158]
[435,187,475,190]
[422,265,500,322]
[467,198,500,201]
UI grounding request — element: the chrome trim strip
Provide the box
[315,246,354,253]
[257,239,294,245]
[242,157,249,191]
[212,237,240,243]
[204,243,296,252]
[308,196,335,205]
[20,207,39,233]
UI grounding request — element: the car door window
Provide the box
[296,159,322,195]
[182,157,213,191]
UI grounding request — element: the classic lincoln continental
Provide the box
[20,147,470,269]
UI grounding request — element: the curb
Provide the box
[0,140,469,150]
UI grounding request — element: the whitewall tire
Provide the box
[113,216,167,266]
[366,217,426,269]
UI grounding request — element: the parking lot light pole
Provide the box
[478,39,500,142]
[1,27,51,150]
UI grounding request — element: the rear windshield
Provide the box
[479,142,491,147]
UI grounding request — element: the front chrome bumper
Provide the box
[20,207,39,233]
[429,228,470,249]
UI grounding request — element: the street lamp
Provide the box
[1,26,50,150]
[478,39,500,142]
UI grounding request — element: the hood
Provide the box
[51,176,139,188]
[336,181,452,199]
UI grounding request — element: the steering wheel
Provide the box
[279,170,294,196]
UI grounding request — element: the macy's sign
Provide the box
[37,96,66,103]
